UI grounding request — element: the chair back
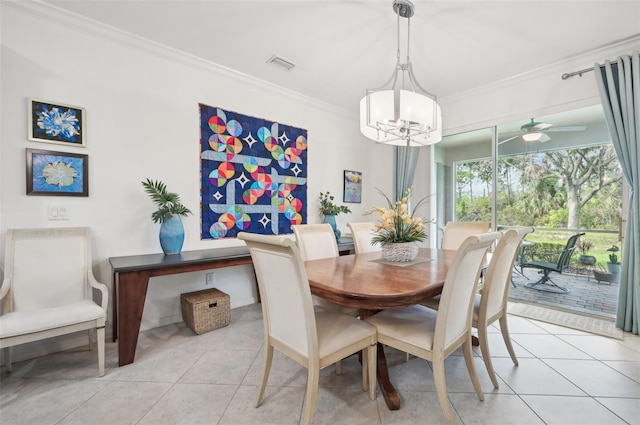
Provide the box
[3,227,92,313]
[292,224,339,261]
[481,228,534,320]
[238,232,317,360]
[435,232,502,351]
[441,221,490,250]
[347,222,381,254]
[556,232,584,271]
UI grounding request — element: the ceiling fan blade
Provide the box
[498,135,520,145]
[544,125,587,132]
[531,122,552,131]
[538,134,551,143]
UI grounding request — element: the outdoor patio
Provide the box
[508,267,620,319]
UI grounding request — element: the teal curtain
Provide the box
[594,51,640,334]
[394,146,419,201]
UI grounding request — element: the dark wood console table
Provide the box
[109,247,252,366]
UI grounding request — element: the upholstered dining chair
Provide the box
[292,223,360,374]
[0,227,108,376]
[366,231,502,425]
[292,224,359,315]
[237,232,377,425]
[441,221,491,250]
[347,222,381,254]
[423,227,534,389]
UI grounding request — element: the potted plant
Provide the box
[363,187,429,262]
[318,191,351,240]
[577,238,596,265]
[593,263,617,284]
[142,178,192,255]
[606,245,621,282]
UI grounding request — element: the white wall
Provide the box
[438,37,640,135]
[0,3,394,361]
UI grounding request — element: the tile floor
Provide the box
[1,302,639,425]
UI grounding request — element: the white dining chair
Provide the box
[292,223,359,315]
[0,227,108,376]
[423,227,534,388]
[292,223,360,374]
[237,232,377,425]
[347,222,381,254]
[365,231,502,425]
[441,221,490,250]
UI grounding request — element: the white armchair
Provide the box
[0,227,108,376]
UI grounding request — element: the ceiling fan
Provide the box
[498,118,586,145]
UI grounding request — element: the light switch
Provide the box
[48,205,69,220]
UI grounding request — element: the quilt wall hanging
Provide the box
[200,104,308,239]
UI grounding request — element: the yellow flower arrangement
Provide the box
[364,187,429,246]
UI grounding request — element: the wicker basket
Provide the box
[180,288,230,335]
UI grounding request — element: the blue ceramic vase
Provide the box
[323,215,341,240]
[159,215,185,255]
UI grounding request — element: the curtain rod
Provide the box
[561,59,619,80]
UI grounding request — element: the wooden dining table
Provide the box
[304,247,456,410]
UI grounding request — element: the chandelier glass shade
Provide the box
[359,0,442,146]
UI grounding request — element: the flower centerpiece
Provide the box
[318,191,351,240]
[364,187,429,262]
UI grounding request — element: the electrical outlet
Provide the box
[206,272,214,285]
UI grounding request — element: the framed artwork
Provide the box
[344,170,362,203]
[28,98,86,147]
[200,104,308,239]
[26,148,89,196]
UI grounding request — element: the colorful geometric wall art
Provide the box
[200,104,307,239]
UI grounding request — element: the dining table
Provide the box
[304,247,457,410]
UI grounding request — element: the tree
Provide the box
[542,145,622,230]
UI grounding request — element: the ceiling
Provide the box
[41,1,640,116]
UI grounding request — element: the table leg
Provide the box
[117,271,151,366]
[377,343,401,410]
[112,272,118,342]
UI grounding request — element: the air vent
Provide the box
[266,55,295,71]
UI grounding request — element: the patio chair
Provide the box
[520,233,584,293]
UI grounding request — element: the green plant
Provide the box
[606,245,620,264]
[578,238,593,255]
[364,187,430,246]
[318,191,351,216]
[141,178,192,223]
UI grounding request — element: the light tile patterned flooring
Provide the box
[1,303,639,424]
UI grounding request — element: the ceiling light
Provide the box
[359,0,441,147]
[522,132,542,142]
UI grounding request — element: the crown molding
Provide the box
[2,0,356,120]
[441,34,640,105]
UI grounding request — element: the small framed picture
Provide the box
[26,148,89,197]
[28,98,86,147]
[344,170,362,203]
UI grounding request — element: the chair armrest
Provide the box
[88,273,109,312]
[0,278,10,301]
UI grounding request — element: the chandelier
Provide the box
[359,0,442,146]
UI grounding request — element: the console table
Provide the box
[109,247,253,366]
